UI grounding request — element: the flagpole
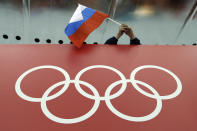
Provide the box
[175,0,197,41]
[107,18,121,26]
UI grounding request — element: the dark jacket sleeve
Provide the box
[105,36,141,45]
[104,37,118,45]
[130,38,141,45]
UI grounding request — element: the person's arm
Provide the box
[130,38,141,45]
[124,25,141,45]
[104,37,118,45]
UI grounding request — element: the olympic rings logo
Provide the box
[15,65,182,124]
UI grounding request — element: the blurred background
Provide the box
[0,0,196,45]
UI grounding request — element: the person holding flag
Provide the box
[65,4,141,47]
[105,24,141,45]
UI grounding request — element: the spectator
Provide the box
[105,24,141,45]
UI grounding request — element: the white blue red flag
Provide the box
[65,4,109,48]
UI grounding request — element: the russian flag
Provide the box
[65,4,109,48]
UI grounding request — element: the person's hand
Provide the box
[124,25,136,40]
[115,24,136,40]
[115,24,127,39]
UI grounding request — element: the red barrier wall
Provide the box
[0,44,197,131]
